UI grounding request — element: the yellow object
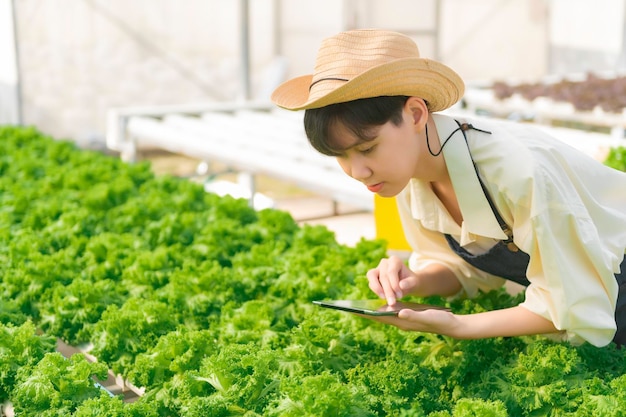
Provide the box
[374,194,411,251]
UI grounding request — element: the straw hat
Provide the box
[271,29,464,112]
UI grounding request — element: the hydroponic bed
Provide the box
[1,126,625,417]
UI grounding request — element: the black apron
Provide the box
[442,121,626,346]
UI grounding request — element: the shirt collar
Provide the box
[431,114,507,240]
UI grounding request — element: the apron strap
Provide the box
[453,120,520,252]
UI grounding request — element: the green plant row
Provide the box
[1,125,625,416]
[604,146,626,172]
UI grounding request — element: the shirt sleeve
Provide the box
[469,120,623,347]
[513,195,619,347]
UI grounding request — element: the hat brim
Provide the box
[271,58,464,112]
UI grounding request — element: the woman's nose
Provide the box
[338,156,371,181]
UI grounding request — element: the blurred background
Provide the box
[1,0,625,144]
[1,0,625,246]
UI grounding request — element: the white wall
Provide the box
[276,0,346,78]
[551,0,623,51]
[549,0,625,74]
[439,0,549,83]
[7,0,625,144]
[277,0,550,85]
[0,0,20,124]
[13,0,276,145]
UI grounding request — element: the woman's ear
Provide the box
[404,97,429,132]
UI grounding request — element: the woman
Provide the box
[271,29,626,347]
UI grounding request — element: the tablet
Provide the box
[313,299,450,316]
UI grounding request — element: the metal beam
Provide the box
[240,0,251,100]
[0,0,22,124]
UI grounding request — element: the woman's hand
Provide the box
[367,257,463,305]
[366,255,421,305]
[358,306,559,340]
[364,308,460,336]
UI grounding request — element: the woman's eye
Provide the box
[360,145,376,154]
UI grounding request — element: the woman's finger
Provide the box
[366,268,385,299]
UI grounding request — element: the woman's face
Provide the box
[331,107,439,198]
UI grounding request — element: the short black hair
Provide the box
[303,96,410,156]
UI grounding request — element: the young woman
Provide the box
[271,29,626,347]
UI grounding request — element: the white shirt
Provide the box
[396,113,626,347]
